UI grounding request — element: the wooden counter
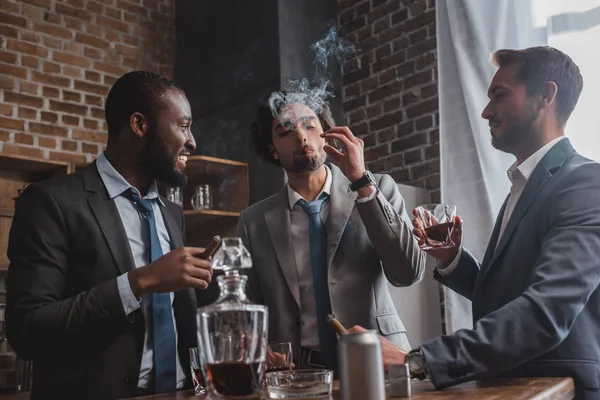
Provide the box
[127,377,575,400]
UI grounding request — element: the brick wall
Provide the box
[338,0,439,201]
[0,0,174,165]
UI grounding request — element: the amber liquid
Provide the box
[193,368,205,387]
[424,221,454,243]
[206,361,263,397]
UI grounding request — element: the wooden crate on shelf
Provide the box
[0,154,72,272]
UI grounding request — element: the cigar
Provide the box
[327,314,347,335]
[199,235,221,260]
[301,144,311,154]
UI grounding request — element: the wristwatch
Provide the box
[348,171,376,192]
[406,348,428,380]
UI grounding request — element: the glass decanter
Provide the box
[197,237,268,399]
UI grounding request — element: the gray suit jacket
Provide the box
[421,139,600,400]
[236,164,425,358]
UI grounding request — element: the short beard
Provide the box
[143,126,188,187]
[284,151,327,173]
[492,101,538,154]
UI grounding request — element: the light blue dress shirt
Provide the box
[96,153,186,389]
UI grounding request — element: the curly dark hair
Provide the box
[249,99,336,166]
[105,70,183,137]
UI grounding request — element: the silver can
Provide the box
[339,330,386,400]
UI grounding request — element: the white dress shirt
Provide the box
[438,136,566,276]
[96,153,186,389]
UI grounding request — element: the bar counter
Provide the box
[128,377,575,400]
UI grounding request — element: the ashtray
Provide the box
[265,369,333,398]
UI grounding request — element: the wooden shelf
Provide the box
[183,209,241,246]
[0,154,70,178]
[183,210,241,218]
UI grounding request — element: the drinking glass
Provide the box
[266,342,293,372]
[189,347,206,395]
[413,203,457,250]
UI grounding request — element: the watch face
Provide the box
[409,352,425,371]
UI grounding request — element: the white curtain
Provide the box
[436,0,600,333]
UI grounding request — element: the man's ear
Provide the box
[269,144,279,160]
[540,81,558,110]
[130,112,148,138]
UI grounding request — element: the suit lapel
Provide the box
[264,188,301,307]
[160,201,184,250]
[480,196,508,269]
[84,163,137,275]
[325,165,357,271]
[482,139,575,278]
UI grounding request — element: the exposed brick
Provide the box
[0,1,20,14]
[18,107,36,119]
[369,110,403,131]
[63,90,82,103]
[29,122,68,137]
[63,66,83,79]
[0,104,13,116]
[62,139,78,151]
[75,32,109,48]
[0,11,26,27]
[41,111,58,123]
[38,136,57,148]
[0,130,9,141]
[367,103,383,119]
[42,86,60,98]
[90,107,104,119]
[349,109,366,125]
[377,128,397,144]
[21,55,39,69]
[0,76,17,91]
[372,52,406,73]
[62,114,79,126]
[384,153,404,170]
[55,3,92,21]
[391,9,408,25]
[21,0,51,8]
[32,71,70,87]
[84,46,103,60]
[364,144,388,162]
[407,97,439,119]
[14,132,34,145]
[20,81,38,95]
[404,148,422,165]
[49,151,86,164]
[407,37,436,59]
[379,68,396,84]
[409,28,427,44]
[425,144,439,160]
[421,83,437,99]
[42,35,61,49]
[0,64,28,79]
[74,80,107,95]
[343,95,366,112]
[368,81,403,103]
[391,133,428,153]
[93,61,128,76]
[375,44,391,59]
[82,142,100,154]
[85,94,103,107]
[5,92,43,108]
[83,119,98,130]
[404,70,433,90]
[409,0,428,17]
[20,30,41,43]
[0,25,18,39]
[49,100,87,115]
[390,169,409,183]
[72,129,107,143]
[0,51,17,64]
[415,115,433,130]
[2,144,43,158]
[85,70,102,83]
[53,51,91,68]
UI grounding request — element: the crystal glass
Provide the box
[265,370,333,399]
[189,347,206,395]
[197,237,268,399]
[267,342,294,372]
[166,187,183,208]
[191,184,213,211]
[413,203,457,250]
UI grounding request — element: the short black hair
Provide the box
[492,46,583,126]
[249,98,336,166]
[105,70,182,137]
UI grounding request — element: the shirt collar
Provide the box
[506,136,566,185]
[287,164,332,210]
[96,152,164,206]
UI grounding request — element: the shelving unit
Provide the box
[0,154,72,273]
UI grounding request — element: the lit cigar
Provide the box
[327,314,347,335]
[301,144,311,154]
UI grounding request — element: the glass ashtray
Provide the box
[265,369,333,398]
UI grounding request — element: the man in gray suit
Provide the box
[365,47,599,399]
[237,85,425,370]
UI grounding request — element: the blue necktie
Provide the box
[128,190,177,393]
[298,193,338,370]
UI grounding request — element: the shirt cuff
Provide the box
[117,273,142,315]
[355,185,378,203]
[436,247,463,276]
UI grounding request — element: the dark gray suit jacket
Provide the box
[421,139,600,400]
[6,163,197,400]
[236,164,426,359]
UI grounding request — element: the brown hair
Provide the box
[492,46,583,126]
[249,98,336,166]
